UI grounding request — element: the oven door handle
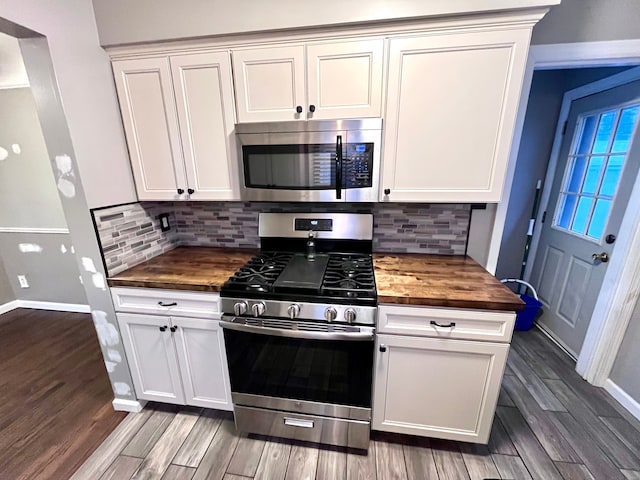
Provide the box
[220,320,374,341]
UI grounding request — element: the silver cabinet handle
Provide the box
[284,417,314,429]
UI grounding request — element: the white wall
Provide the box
[611,299,640,405]
[0,32,28,87]
[0,257,13,305]
[0,87,67,229]
[90,0,559,46]
[0,2,136,209]
[531,0,640,45]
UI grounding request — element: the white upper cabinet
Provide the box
[306,39,383,120]
[112,52,239,201]
[381,28,531,202]
[232,39,384,122]
[112,58,187,200]
[232,45,306,122]
[170,52,239,200]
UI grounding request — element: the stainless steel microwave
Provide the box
[235,119,382,202]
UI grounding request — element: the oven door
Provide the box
[221,318,374,418]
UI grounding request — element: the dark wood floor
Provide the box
[0,308,126,480]
[73,327,640,480]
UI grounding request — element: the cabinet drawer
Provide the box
[378,305,515,343]
[111,287,220,319]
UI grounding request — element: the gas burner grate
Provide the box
[222,252,293,293]
[321,254,376,299]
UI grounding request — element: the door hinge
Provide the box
[562,121,568,135]
[541,211,547,223]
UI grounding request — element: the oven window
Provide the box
[242,143,374,190]
[224,329,374,408]
[243,144,336,190]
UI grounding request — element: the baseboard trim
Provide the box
[604,378,640,422]
[112,398,147,413]
[0,300,20,315]
[0,300,90,314]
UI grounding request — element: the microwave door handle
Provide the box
[336,135,342,200]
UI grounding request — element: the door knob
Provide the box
[605,234,616,244]
[296,105,303,114]
[592,252,610,263]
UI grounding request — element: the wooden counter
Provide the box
[107,246,257,291]
[373,253,524,311]
[108,247,522,311]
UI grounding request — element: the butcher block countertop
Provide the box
[108,247,523,311]
[373,253,524,311]
[107,246,257,292]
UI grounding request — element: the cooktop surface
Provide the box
[221,250,377,305]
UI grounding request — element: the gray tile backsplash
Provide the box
[93,201,471,276]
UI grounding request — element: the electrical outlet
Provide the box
[17,275,29,288]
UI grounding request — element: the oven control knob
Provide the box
[251,302,266,317]
[233,302,248,316]
[324,307,337,322]
[344,308,357,324]
[287,304,300,319]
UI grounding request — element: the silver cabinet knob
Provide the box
[251,302,266,317]
[233,301,248,316]
[324,307,337,322]
[592,252,610,263]
[344,308,357,323]
[287,304,300,319]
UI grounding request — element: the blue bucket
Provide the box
[515,294,542,331]
[500,278,543,331]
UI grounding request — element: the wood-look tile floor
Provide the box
[73,328,640,480]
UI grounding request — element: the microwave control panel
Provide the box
[344,143,373,188]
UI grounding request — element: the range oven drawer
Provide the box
[234,405,370,450]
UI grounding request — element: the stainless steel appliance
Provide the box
[220,213,377,449]
[235,119,382,202]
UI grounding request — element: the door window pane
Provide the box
[587,199,612,239]
[612,106,639,152]
[558,194,577,229]
[554,103,640,242]
[571,196,593,234]
[577,115,597,154]
[582,156,605,195]
[567,157,587,192]
[592,111,616,153]
[600,155,625,197]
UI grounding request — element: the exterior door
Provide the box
[530,81,640,356]
[170,52,240,200]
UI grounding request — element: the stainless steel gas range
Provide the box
[220,212,376,449]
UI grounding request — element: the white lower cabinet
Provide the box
[372,332,509,443]
[117,312,232,411]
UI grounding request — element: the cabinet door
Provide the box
[117,313,185,404]
[172,317,232,411]
[170,52,239,200]
[112,58,187,200]
[307,39,383,120]
[381,28,531,202]
[373,334,508,443]
[232,45,306,122]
